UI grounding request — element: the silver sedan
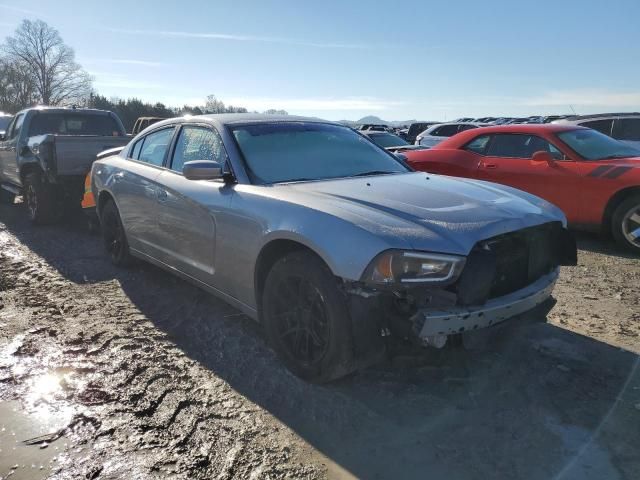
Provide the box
[92,114,576,382]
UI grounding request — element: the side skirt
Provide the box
[130,248,259,321]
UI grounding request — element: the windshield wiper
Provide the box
[349,170,397,178]
[277,178,316,184]
[601,154,633,160]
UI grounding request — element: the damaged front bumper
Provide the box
[411,268,559,339]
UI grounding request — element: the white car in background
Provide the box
[553,113,640,149]
[415,122,488,148]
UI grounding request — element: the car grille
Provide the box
[455,222,567,306]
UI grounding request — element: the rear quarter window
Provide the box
[464,135,491,154]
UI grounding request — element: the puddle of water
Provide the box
[24,373,76,425]
[0,401,69,480]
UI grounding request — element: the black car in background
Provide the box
[405,121,440,144]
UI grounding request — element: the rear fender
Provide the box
[24,135,57,182]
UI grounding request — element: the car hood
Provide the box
[272,172,566,255]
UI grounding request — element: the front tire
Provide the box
[24,171,60,224]
[100,200,131,266]
[612,195,640,254]
[0,188,15,205]
[262,251,355,382]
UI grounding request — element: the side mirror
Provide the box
[395,153,408,162]
[531,150,554,164]
[183,160,223,180]
[0,133,5,141]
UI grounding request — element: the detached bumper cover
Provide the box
[412,269,559,338]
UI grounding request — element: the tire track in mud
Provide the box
[0,229,324,479]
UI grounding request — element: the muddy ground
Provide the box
[0,200,639,480]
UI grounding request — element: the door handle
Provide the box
[484,163,498,169]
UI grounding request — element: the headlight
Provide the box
[361,250,466,286]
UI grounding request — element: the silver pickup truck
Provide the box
[0,106,129,223]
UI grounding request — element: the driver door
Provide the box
[155,124,233,288]
[475,133,582,220]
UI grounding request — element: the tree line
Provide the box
[1,19,287,132]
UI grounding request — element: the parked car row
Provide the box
[87,113,577,381]
[0,106,584,381]
[454,115,569,125]
[9,106,638,382]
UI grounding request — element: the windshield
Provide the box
[367,132,409,148]
[557,128,640,160]
[29,113,124,136]
[231,122,408,184]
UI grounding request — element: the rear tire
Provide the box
[100,200,131,266]
[262,251,355,382]
[24,171,60,224]
[612,195,640,254]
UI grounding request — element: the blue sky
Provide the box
[1,0,640,120]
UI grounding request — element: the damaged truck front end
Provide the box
[347,222,577,353]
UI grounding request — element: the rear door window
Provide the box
[613,118,640,141]
[464,135,491,154]
[138,128,175,167]
[581,119,613,136]
[130,138,144,160]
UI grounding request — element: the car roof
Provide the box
[431,124,586,148]
[157,113,337,128]
[425,122,488,131]
[16,106,116,116]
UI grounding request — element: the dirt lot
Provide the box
[0,201,639,480]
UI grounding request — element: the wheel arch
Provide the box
[253,239,332,316]
[603,186,640,233]
[96,189,116,218]
[19,162,44,186]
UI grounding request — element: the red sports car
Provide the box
[404,124,640,253]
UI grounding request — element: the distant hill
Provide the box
[339,116,430,128]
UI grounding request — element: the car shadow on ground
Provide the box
[574,231,639,260]
[0,202,128,284]
[2,202,639,479]
[117,266,640,480]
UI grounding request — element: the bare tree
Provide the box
[0,56,38,112]
[2,19,92,106]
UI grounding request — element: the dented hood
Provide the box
[280,172,566,255]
